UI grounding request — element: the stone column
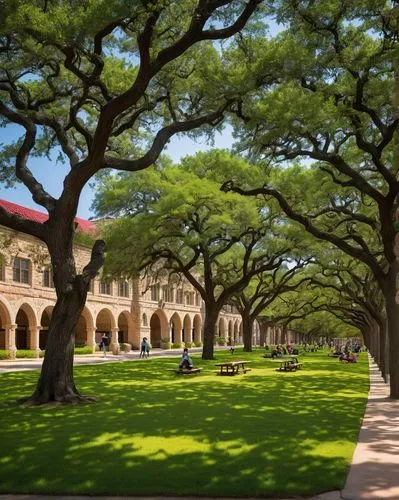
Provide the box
[86,327,97,353]
[110,326,120,354]
[6,324,17,360]
[29,325,41,358]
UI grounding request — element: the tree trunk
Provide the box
[241,311,253,352]
[27,288,92,404]
[20,235,105,406]
[202,307,220,360]
[379,318,388,382]
[384,262,399,399]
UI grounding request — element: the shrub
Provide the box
[16,349,39,359]
[74,346,93,355]
[0,349,10,360]
[194,341,203,347]
[215,336,226,346]
[120,343,132,353]
[171,342,184,349]
[184,342,193,348]
[160,340,171,349]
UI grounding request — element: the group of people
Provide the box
[268,343,299,358]
[329,341,360,363]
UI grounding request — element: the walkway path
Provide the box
[0,354,398,499]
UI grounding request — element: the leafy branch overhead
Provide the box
[0,0,264,242]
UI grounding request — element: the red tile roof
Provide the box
[0,199,97,234]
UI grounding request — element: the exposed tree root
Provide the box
[17,393,99,407]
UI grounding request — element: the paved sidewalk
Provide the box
[0,347,206,373]
[0,355,398,499]
[341,357,399,499]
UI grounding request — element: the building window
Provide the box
[117,280,129,298]
[176,289,183,304]
[151,283,160,301]
[195,292,201,306]
[186,292,194,305]
[88,279,95,293]
[162,285,174,303]
[13,257,30,284]
[99,281,112,295]
[43,268,54,288]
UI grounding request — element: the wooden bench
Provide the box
[173,368,202,375]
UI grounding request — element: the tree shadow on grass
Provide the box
[0,350,369,497]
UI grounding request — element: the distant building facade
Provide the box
[0,200,261,358]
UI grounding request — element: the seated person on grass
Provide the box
[179,348,194,370]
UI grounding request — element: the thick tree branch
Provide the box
[223,181,386,285]
[0,100,56,213]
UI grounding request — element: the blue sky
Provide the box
[0,126,234,220]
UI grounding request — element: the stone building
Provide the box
[0,199,254,358]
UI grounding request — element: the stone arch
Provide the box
[192,314,202,343]
[15,303,37,350]
[233,320,240,343]
[39,305,54,350]
[228,320,233,344]
[170,312,183,344]
[95,308,116,344]
[149,309,168,348]
[252,319,260,346]
[0,294,12,349]
[76,307,95,346]
[118,310,133,344]
[182,314,191,343]
[218,317,227,338]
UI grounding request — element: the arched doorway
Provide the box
[228,320,233,344]
[118,311,131,344]
[0,297,12,349]
[16,310,28,349]
[39,306,53,350]
[170,312,182,344]
[218,317,227,339]
[150,313,162,348]
[96,308,115,344]
[15,304,36,350]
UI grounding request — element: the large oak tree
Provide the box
[226,0,399,397]
[94,150,292,359]
[0,0,263,404]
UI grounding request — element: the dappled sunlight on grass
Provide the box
[0,348,368,497]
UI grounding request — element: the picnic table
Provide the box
[215,360,251,376]
[276,357,303,372]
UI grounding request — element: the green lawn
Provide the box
[0,349,369,497]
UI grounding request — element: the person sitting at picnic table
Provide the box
[340,352,357,363]
[271,345,283,359]
[286,343,293,354]
[179,348,193,369]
